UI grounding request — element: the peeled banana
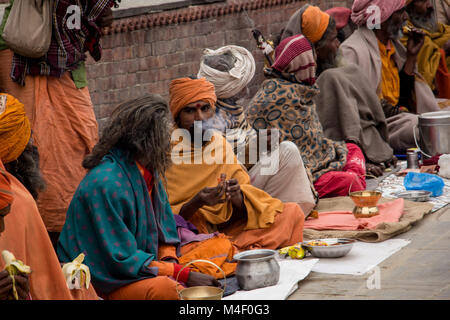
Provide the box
[1,250,31,300]
[61,253,91,290]
[278,243,306,260]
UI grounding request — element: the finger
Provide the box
[14,275,29,291]
[213,278,221,287]
[227,185,241,193]
[0,283,13,296]
[0,272,10,281]
[15,283,29,300]
[226,179,238,186]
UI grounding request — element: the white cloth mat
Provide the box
[223,259,318,300]
[310,239,410,275]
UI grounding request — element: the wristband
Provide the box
[172,263,190,284]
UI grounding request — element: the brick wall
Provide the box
[86,0,353,125]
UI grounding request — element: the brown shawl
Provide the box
[246,69,348,182]
[314,64,394,164]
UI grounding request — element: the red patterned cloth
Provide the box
[314,143,367,198]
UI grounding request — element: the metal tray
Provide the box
[302,238,355,258]
[393,190,431,202]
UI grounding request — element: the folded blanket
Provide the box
[304,198,405,231]
[304,196,434,242]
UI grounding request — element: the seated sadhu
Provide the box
[246,35,367,199]
[0,93,97,300]
[165,77,305,251]
[279,4,397,176]
[197,45,316,215]
[340,0,441,152]
[57,95,238,300]
[402,0,450,99]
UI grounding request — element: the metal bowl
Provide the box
[393,190,431,202]
[302,238,355,258]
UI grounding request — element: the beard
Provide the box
[317,50,344,75]
[409,10,438,32]
[387,19,407,40]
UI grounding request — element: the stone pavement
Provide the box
[289,170,450,300]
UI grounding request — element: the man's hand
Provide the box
[406,29,426,57]
[0,270,12,300]
[186,271,221,288]
[385,155,398,168]
[225,179,243,207]
[366,163,384,177]
[0,270,29,300]
[97,7,114,28]
[194,185,226,207]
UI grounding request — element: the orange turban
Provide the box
[301,6,331,43]
[169,77,217,119]
[0,93,31,164]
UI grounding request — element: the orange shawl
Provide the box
[0,161,97,300]
[165,131,284,233]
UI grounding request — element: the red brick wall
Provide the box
[85,0,353,125]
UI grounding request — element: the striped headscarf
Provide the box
[351,0,406,27]
[272,34,317,85]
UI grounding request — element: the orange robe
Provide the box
[0,49,98,232]
[165,131,304,251]
[0,161,98,300]
[378,40,401,106]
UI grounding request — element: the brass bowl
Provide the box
[176,259,226,300]
[349,190,382,218]
[179,286,224,300]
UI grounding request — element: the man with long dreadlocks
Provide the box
[57,95,238,300]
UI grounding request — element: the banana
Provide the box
[61,253,91,290]
[1,250,31,300]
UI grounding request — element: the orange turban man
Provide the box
[0,93,31,164]
[169,77,217,120]
[281,4,331,44]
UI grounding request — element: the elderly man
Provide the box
[197,45,316,214]
[0,0,118,247]
[166,77,305,251]
[0,93,97,300]
[57,95,233,300]
[279,4,396,176]
[403,0,450,98]
[339,0,442,153]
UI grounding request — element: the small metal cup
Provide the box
[406,149,419,169]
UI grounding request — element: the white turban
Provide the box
[197,45,256,99]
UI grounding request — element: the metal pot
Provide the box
[233,249,280,291]
[415,111,450,157]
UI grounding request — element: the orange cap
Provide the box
[301,6,331,44]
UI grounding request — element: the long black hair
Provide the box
[82,94,173,181]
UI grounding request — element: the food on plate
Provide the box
[305,240,329,246]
